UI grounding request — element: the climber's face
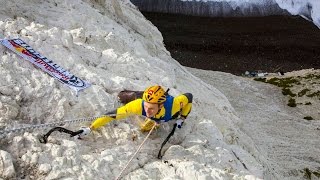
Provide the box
[144,102,163,117]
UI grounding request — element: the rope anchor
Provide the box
[39,127,83,144]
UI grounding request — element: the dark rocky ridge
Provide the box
[131,0,289,17]
[142,12,320,75]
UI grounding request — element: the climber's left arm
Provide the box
[173,93,193,119]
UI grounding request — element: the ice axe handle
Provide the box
[39,127,83,144]
[157,123,177,159]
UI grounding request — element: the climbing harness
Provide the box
[157,123,177,159]
[115,123,157,180]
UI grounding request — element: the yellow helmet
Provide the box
[143,85,166,104]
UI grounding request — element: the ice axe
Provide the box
[157,123,177,159]
[39,127,84,144]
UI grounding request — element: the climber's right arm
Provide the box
[90,99,143,130]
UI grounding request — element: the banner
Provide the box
[0,38,91,93]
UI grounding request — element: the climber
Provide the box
[78,85,193,137]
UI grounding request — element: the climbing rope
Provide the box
[115,123,157,180]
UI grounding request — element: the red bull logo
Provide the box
[10,40,33,57]
[148,90,154,96]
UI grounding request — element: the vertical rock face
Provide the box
[130,0,289,17]
[0,0,319,179]
[0,0,265,179]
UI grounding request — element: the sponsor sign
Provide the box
[0,38,91,93]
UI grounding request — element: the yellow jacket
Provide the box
[90,93,193,130]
